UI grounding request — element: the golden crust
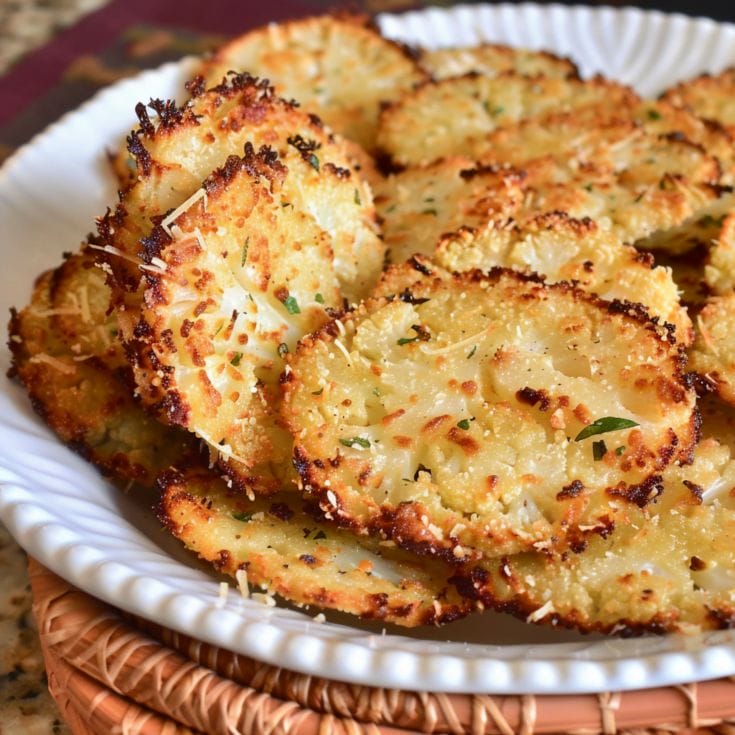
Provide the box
[100,74,382,305]
[705,211,735,294]
[283,269,697,563]
[198,13,427,150]
[157,468,473,626]
[418,43,577,80]
[690,293,735,406]
[661,67,735,137]
[434,214,692,343]
[8,254,198,487]
[451,438,735,634]
[375,152,695,341]
[377,73,638,166]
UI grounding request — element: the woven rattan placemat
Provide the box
[28,558,735,735]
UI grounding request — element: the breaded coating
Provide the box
[705,211,735,294]
[99,74,382,308]
[282,269,697,563]
[377,73,637,166]
[662,67,735,137]
[641,194,735,257]
[434,215,691,343]
[451,438,735,634]
[158,468,473,626]
[48,250,127,371]
[374,157,527,263]
[130,145,345,493]
[690,293,735,406]
[198,14,427,151]
[379,115,723,262]
[635,99,735,185]
[418,43,577,80]
[8,253,198,486]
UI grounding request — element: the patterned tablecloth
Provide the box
[0,1,733,733]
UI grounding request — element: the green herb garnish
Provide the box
[230,352,243,366]
[457,419,471,430]
[354,189,361,205]
[314,293,325,304]
[311,387,324,396]
[421,208,438,216]
[232,512,252,522]
[575,417,639,442]
[397,324,431,345]
[277,343,289,358]
[615,445,626,456]
[308,153,320,171]
[313,530,327,540]
[647,109,662,120]
[340,436,371,449]
[283,295,300,314]
[241,236,250,267]
[467,345,477,359]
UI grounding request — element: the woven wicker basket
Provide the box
[29,559,735,735]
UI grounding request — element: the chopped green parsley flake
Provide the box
[457,419,471,430]
[314,293,325,304]
[311,387,324,396]
[340,436,371,449]
[354,189,361,205]
[313,530,327,540]
[421,208,438,216]
[647,109,662,120]
[575,417,639,441]
[308,153,320,171]
[230,352,243,366]
[232,512,252,522]
[467,345,477,359]
[283,295,300,314]
[615,445,626,456]
[277,343,289,358]
[241,236,250,267]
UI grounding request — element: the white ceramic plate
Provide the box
[2,3,735,695]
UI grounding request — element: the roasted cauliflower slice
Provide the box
[379,115,722,259]
[374,157,527,264]
[282,269,697,563]
[704,211,735,294]
[198,13,427,151]
[690,293,735,406]
[434,214,691,343]
[8,253,198,486]
[451,437,735,634]
[661,67,735,137]
[129,145,345,493]
[100,74,382,308]
[377,72,637,166]
[418,43,577,80]
[48,249,127,371]
[158,468,473,626]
